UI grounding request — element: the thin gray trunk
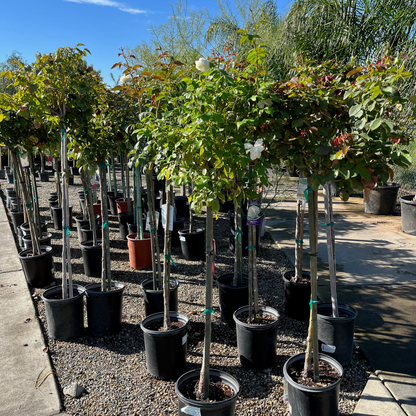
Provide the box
[120,153,126,200]
[40,154,45,173]
[136,166,143,240]
[80,169,97,246]
[125,156,131,214]
[99,162,111,291]
[306,178,320,381]
[323,183,339,318]
[294,200,305,281]
[233,201,243,286]
[163,182,172,329]
[198,205,213,400]
[28,155,42,239]
[112,154,117,195]
[252,225,259,316]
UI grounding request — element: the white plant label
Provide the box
[180,236,186,242]
[181,406,201,416]
[161,204,174,231]
[321,343,336,353]
[145,211,160,231]
[296,178,308,210]
[182,334,187,345]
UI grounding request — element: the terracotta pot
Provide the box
[93,201,102,224]
[127,232,152,270]
[116,198,134,214]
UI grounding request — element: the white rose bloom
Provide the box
[119,75,130,85]
[244,139,265,161]
[195,58,210,72]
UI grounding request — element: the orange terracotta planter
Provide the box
[116,198,134,214]
[127,232,152,270]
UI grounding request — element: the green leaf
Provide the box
[292,119,303,128]
[355,118,366,130]
[212,198,220,212]
[349,104,362,117]
[370,119,383,131]
[409,96,416,104]
[316,145,332,155]
[359,168,371,181]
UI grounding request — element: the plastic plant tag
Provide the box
[48,156,53,162]
[181,406,201,416]
[247,199,261,225]
[145,211,160,231]
[21,153,29,168]
[182,333,187,345]
[180,236,186,242]
[297,178,308,210]
[161,204,174,231]
[321,344,336,353]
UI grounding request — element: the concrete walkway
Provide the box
[0,191,62,416]
[265,177,416,416]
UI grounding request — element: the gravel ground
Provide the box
[6,164,371,415]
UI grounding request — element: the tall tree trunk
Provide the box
[198,205,214,400]
[163,182,172,329]
[323,183,339,318]
[99,161,111,291]
[294,200,305,281]
[136,166,143,240]
[80,169,98,246]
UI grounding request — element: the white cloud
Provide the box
[64,0,146,14]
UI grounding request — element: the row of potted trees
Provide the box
[1,36,415,414]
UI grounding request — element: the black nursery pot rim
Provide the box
[140,277,179,294]
[41,284,86,304]
[85,282,124,295]
[399,194,416,206]
[217,273,248,288]
[282,270,311,287]
[80,239,103,249]
[175,369,240,408]
[233,305,280,330]
[283,352,344,392]
[178,228,204,237]
[317,303,358,322]
[22,232,52,241]
[18,245,53,259]
[140,311,189,336]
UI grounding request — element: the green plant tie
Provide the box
[60,129,66,141]
[295,239,303,244]
[98,163,111,168]
[25,203,32,209]
[235,229,243,240]
[164,254,176,266]
[84,187,92,195]
[322,222,334,227]
[202,308,214,314]
[33,197,39,203]
[13,179,16,182]
[150,228,156,233]
[304,186,313,203]
[245,245,256,249]
[309,300,318,310]
[12,150,22,157]
[63,226,70,236]
[102,222,109,229]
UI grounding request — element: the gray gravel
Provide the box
[24,164,370,416]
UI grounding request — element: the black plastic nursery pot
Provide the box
[283,353,344,416]
[10,210,24,234]
[175,369,240,416]
[317,303,358,366]
[174,196,190,219]
[107,192,124,216]
[51,206,63,230]
[38,172,49,182]
[228,211,260,257]
[178,228,205,261]
[217,274,248,327]
[20,221,48,236]
[41,284,86,340]
[85,282,125,336]
[18,245,55,288]
[17,225,24,248]
[22,232,52,250]
[0,169,5,179]
[282,271,311,321]
[233,305,280,370]
[364,183,400,215]
[118,212,134,240]
[80,225,102,242]
[399,195,416,235]
[75,215,89,242]
[7,173,13,183]
[140,278,179,317]
[141,311,189,380]
[80,240,102,277]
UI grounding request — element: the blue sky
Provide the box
[1,0,289,86]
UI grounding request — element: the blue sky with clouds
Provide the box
[1,0,289,86]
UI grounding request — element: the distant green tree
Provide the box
[0,51,26,95]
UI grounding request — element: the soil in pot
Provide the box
[140,311,189,380]
[85,282,124,335]
[41,284,86,340]
[217,274,248,327]
[364,183,400,215]
[282,271,311,321]
[175,369,240,416]
[140,278,179,317]
[233,305,280,371]
[18,245,55,288]
[179,228,205,261]
[80,240,102,277]
[127,232,152,270]
[317,303,358,366]
[283,353,343,416]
